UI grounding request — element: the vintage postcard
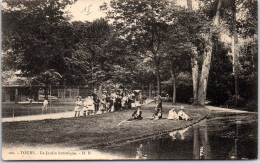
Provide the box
[1,0,257,160]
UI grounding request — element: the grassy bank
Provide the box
[2,102,209,149]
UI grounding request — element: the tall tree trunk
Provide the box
[197,0,222,106]
[149,83,152,99]
[187,0,200,105]
[187,0,192,9]
[44,85,48,99]
[193,125,200,159]
[198,43,213,106]
[155,59,162,96]
[232,0,239,105]
[171,65,176,104]
[191,53,199,105]
[172,74,176,104]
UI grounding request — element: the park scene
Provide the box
[1,0,258,160]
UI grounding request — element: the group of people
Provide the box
[74,92,146,117]
[130,95,190,121]
[167,106,191,120]
[74,93,191,121]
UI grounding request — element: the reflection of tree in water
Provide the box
[193,119,211,159]
[135,144,147,159]
[228,118,241,160]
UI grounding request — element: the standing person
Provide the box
[100,94,107,113]
[94,96,100,113]
[110,96,115,112]
[121,95,127,109]
[74,97,82,117]
[42,98,48,114]
[115,95,122,111]
[155,95,162,110]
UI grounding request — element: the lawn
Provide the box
[2,102,209,149]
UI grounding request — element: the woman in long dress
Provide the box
[83,96,95,116]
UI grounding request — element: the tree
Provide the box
[201,0,257,107]
[187,0,222,106]
[2,0,77,87]
[218,0,257,106]
[207,40,234,106]
[162,36,191,104]
[103,0,175,95]
[71,19,111,87]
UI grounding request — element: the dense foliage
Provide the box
[2,0,257,110]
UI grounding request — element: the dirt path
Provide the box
[206,105,257,114]
[2,100,155,123]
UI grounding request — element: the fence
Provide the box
[2,85,159,118]
[44,86,158,100]
[2,101,75,118]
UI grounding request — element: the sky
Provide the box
[65,0,110,22]
[66,0,195,22]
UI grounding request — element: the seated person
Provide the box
[106,101,111,112]
[83,96,95,116]
[154,110,162,120]
[167,107,178,120]
[178,106,190,120]
[131,106,143,120]
[151,107,162,120]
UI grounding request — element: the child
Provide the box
[74,97,82,117]
[42,98,48,114]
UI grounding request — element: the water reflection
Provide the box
[169,127,190,140]
[98,111,257,160]
[193,119,210,159]
[135,144,147,159]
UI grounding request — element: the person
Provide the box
[141,95,147,104]
[105,95,111,112]
[42,98,48,114]
[121,95,128,109]
[115,95,122,111]
[110,97,115,112]
[129,94,136,109]
[126,94,131,109]
[157,109,162,119]
[94,96,100,112]
[96,99,105,115]
[83,96,95,116]
[167,107,178,120]
[178,105,190,120]
[155,95,162,109]
[100,95,107,113]
[74,97,82,117]
[151,107,162,120]
[131,106,143,120]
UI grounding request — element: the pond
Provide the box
[97,110,258,160]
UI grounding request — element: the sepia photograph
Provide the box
[1,0,258,160]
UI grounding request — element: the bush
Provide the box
[245,100,258,112]
[225,95,246,108]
